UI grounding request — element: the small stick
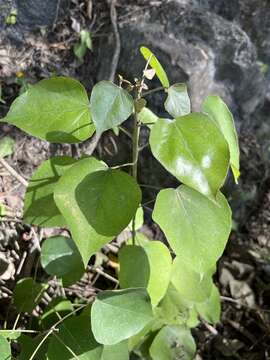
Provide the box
[0,158,28,187]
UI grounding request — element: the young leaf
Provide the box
[54,157,111,267]
[164,83,191,118]
[13,278,47,313]
[2,77,94,143]
[138,107,158,128]
[149,325,196,360]
[0,136,15,158]
[202,95,240,183]
[0,335,11,360]
[140,47,169,88]
[196,284,221,324]
[75,169,142,236]
[153,185,231,273]
[40,236,84,287]
[171,258,213,303]
[24,156,76,227]
[150,114,230,199]
[91,288,153,345]
[119,242,172,306]
[90,81,134,134]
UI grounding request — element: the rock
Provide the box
[96,1,265,123]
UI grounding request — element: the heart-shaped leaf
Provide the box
[165,83,191,118]
[90,81,134,134]
[171,258,213,303]
[149,325,196,360]
[54,157,111,267]
[91,288,153,345]
[119,242,172,306]
[140,47,169,88]
[40,236,84,286]
[153,185,231,273]
[150,113,230,199]
[202,95,240,183]
[75,169,141,236]
[2,77,94,143]
[24,156,76,227]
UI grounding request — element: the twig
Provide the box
[0,158,28,187]
[107,0,121,82]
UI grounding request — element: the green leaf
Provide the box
[2,77,94,143]
[40,298,73,329]
[91,288,153,345]
[90,81,134,134]
[140,47,169,88]
[0,335,11,360]
[13,278,47,313]
[165,83,191,118]
[47,316,100,359]
[24,156,76,227]
[171,258,213,303]
[17,334,48,360]
[138,107,158,128]
[127,206,144,231]
[48,315,129,359]
[40,236,84,286]
[149,325,196,360]
[0,330,21,340]
[75,169,141,236]
[119,242,172,306]
[54,157,111,267]
[150,113,230,199]
[0,136,15,158]
[202,95,240,183]
[152,185,232,273]
[196,284,221,324]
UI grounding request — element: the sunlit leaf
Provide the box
[91,288,153,345]
[150,114,230,199]
[54,157,111,267]
[2,77,94,143]
[202,95,240,183]
[165,83,191,118]
[196,284,221,324]
[140,47,169,88]
[0,335,11,360]
[153,185,231,273]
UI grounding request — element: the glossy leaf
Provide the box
[196,284,221,324]
[0,136,15,157]
[91,288,153,345]
[75,169,141,236]
[90,81,134,134]
[153,185,231,273]
[149,325,196,360]
[0,335,11,360]
[2,77,94,143]
[171,258,213,303]
[150,113,230,199]
[24,156,76,227]
[140,47,169,88]
[165,83,191,118]
[202,95,240,182]
[13,278,47,313]
[119,242,172,306]
[54,157,111,267]
[40,236,84,287]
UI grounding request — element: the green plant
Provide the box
[73,30,92,60]
[0,47,239,359]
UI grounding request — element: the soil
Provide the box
[0,0,270,359]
